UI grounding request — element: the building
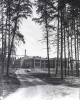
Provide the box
[14,56,79,69]
[13,56,56,68]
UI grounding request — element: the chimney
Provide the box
[25,49,26,57]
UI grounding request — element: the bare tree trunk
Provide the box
[55,1,59,76]
[76,21,79,76]
[1,0,4,74]
[67,25,70,76]
[4,25,7,73]
[6,0,11,76]
[60,8,63,80]
[74,19,77,76]
[64,26,67,76]
[6,0,21,76]
[47,29,50,76]
[6,34,15,76]
[70,21,73,75]
[63,4,67,76]
[44,2,50,76]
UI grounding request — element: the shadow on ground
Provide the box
[17,74,46,87]
[2,73,20,98]
[16,71,80,88]
[28,72,80,88]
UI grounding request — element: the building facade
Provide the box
[13,56,56,68]
[24,56,56,68]
[13,56,80,69]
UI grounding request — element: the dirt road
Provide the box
[4,68,79,100]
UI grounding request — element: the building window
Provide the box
[41,60,44,63]
[45,60,47,63]
[35,63,40,66]
[41,64,44,68]
[35,59,40,62]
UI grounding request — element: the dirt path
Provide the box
[4,68,79,100]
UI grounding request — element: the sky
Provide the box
[16,4,57,58]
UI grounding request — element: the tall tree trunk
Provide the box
[60,8,63,80]
[76,21,79,76]
[3,20,7,73]
[44,2,50,76]
[55,1,59,76]
[70,21,73,76]
[1,0,4,74]
[63,4,67,76]
[6,0,11,76]
[46,29,50,76]
[64,26,67,76]
[70,32,73,75]
[6,34,15,76]
[6,0,21,76]
[67,25,70,76]
[74,19,77,76]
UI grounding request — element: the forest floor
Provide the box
[0,68,80,100]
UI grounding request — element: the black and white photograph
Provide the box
[0,0,80,100]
